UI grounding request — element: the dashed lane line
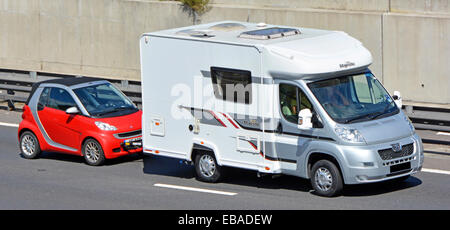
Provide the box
[0,122,19,128]
[421,168,450,176]
[154,183,237,196]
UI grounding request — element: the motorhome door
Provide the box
[273,80,318,172]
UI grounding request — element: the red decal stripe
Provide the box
[209,110,227,127]
[220,112,240,129]
[247,141,276,162]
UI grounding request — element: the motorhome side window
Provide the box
[211,67,252,104]
[279,84,313,124]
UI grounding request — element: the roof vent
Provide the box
[239,27,300,40]
[256,22,267,27]
[176,29,215,38]
[208,23,247,31]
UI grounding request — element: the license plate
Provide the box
[124,137,142,147]
[390,162,411,174]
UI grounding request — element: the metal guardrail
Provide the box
[1,69,449,143]
[403,105,450,145]
[403,105,450,132]
[0,69,142,110]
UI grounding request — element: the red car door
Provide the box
[37,87,82,151]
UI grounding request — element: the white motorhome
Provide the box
[139,21,423,196]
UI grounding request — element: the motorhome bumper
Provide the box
[338,134,424,184]
[350,164,422,184]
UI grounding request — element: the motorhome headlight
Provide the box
[335,127,365,143]
[404,115,415,132]
[95,121,117,131]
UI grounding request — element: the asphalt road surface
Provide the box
[1,109,450,210]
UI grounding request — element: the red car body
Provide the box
[18,77,142,164]
[19,105,142,159]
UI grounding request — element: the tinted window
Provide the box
[73,83,136,117]
[211,67,252,104]
[353,75,372,103]
[279,84,313,124]
[47,88,77,111]
[38,87,50,106]
[308,73,398,124]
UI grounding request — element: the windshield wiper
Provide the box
[345,100,397,124]
[344,112,377,124]
[94,106,134,117]
[370,100,396,120]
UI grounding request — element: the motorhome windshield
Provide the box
[73,83,137,117]
[307,73,399,124]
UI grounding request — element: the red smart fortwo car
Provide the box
[18,77,142,166]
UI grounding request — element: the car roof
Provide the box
[25,77,106,105]
[37,76,104,87]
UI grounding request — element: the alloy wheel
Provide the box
[314,167,333,192]
[21,135,35,156]
[199,154,216,178]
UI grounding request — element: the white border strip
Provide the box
[436,132,450,136]
[422,168,450,176]
[0,122,19,128]
[154,183,237,196]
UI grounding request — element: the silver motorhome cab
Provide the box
[139,21,424,197]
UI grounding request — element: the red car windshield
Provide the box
[73,83,137,117]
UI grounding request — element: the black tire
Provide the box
[82,139,105,166]
[19,131,41,159]
[194,151,222,183]
[310,159,343,197]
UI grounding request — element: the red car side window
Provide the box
[38,87,50,107]
[47,88,77,111]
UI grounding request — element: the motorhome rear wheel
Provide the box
[194,152,223,183]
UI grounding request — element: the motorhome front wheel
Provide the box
[310,160,343,197]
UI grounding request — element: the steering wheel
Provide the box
[322,102,332,108]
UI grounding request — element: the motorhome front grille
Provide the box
[114,130,142,139]
[378,143,414,160]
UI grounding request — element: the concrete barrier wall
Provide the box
[391,0,450,14]
[212,0,390,11]
[0,0,449,105]
[0,0,192,81]
[383,13,450,104]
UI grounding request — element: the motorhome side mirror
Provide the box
[298,109,313,130]
[65,106,80,115]
[311,113,324,128]
[393,91,402,109]
[276,122,283,134]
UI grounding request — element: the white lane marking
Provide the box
[0,122,19,128]
[154,183,237,196]
[422,168,450,176]
[436,132,450,136]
